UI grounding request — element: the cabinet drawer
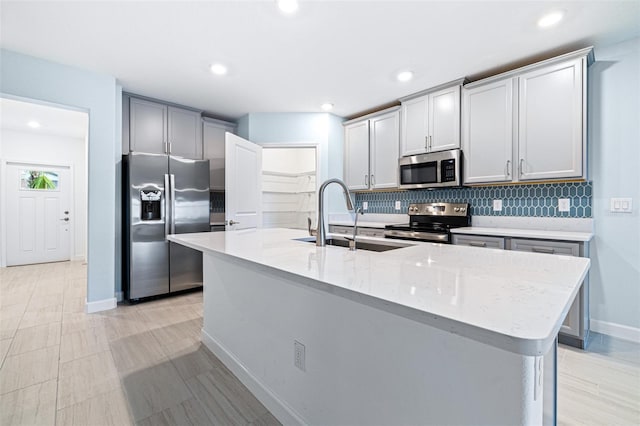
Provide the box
[328,225,352,235]
[452,235,505,249]
[510,239,579,257]
[358,227,385,238]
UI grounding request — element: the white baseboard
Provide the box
[72,255,86,262]
[85,297,117,314]
[201,329,305,426]
[591,319,640,343]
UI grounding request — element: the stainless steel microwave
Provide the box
[398,149,463,189]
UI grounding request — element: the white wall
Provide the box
[262,147,316,174]
[0,128,87,261]
[589,37,640,335]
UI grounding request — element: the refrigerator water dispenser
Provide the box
[140,189,161,220]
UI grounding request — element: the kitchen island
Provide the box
[169,228,590,425]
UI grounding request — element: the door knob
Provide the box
[60,218,69,222]
[227,220,240,226]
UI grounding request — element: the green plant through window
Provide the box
[20,170,59,190]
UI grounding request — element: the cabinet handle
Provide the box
[425,136,429,150]
[364,174,369,186]
[164,142,168,154]
[519,159,525,176]
[429,136,432,151]
[469,241,487,247]
[168,142,172,154]
[532,246,555,254]
[371,174,375,187]
[506,160,511,176]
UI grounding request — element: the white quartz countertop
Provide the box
[169,228,589,356]
[451,227,593,242]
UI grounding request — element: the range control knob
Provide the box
[454,207,460,212]
[461,208,466,212]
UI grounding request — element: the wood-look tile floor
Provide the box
[1,261,639,425]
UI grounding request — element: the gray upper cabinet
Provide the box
[400,80,463,157]
[168,107,202,159]
[203,118,236,190]
[129,96,203,159]
[461,47,593,185]
[130,97,167,155]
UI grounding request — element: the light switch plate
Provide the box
[493,199,502,211]
[558,198,570,212]
[362,201,368,211]
[610,198,633,213]
[395,201,401,210]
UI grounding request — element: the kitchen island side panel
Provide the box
[201,252,550,426]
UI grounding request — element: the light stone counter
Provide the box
[169,227,587,425]
[169,228,589,356]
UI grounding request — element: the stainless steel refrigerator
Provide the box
[123,152,210,301]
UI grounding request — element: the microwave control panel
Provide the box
[441,159,457,182]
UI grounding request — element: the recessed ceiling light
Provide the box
[397,71,414,82]
[278,0,298,14]
[321,103,334,111]
[209,63,228,76]
[537,10,564,28]
[27,120,41,128]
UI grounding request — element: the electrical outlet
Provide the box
[558,198,570,212]
[395,201,401,210]
[294,340,305,371]
[362,201,368,211]
[493,199,502,212]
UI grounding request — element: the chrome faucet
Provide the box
[316,178,354,247]
[348,207,364,251]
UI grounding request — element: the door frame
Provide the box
[0,159,76,267]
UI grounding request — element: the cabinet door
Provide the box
[130,98,167,154]
[344,120,370,190]
[462,79,514,184]
[203,121,235,190]
[369,111,399,189]
[400,95,429,156]
[518,58,584,180]
[168,107,202,159]
[429,85,460,152]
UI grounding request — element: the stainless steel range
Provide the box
[384,202,471,243]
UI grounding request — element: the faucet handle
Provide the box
[308,217,317,237]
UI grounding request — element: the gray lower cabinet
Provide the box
[453,234,589,348]
[128,96,202,159]
[451,234,505,249]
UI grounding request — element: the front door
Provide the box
[5,163,71,266]
[225,133,262,230]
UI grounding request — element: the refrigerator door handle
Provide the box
[170,174,176,234]
[164,174,170,240]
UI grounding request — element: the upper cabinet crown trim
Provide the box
[464,46,595,89]
[399,78,467,102]
[123,91,203,114]
[342,105,401,126]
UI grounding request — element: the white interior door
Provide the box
[225,133,262,230]
[5,163,71,266]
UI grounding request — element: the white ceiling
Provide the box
[1,1,638,120]
[0,98,88,139]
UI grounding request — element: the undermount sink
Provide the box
[294,236,413,252]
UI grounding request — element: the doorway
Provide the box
[261,145,318,230]
[0,97,88,267]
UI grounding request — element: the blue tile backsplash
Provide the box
[355,182,592,218]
